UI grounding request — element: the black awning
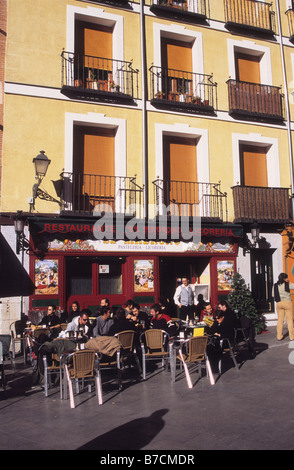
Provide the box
[0,233,35,297]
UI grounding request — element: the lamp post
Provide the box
[30,150,63,211]
[13,211,27,255]
[250,221,260,246]
[33,150,51,183]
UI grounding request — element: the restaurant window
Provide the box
[66,258,93,296]
[99,262,122,295]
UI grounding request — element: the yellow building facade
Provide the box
[1,0,294,329]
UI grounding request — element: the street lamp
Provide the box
[33,150,51,182]
[13,211,29,254]
[250,221,260,246]
[30,150,63,211]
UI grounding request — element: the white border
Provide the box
[66,4,124,61]
[154,122,209,181]
[64,112,126,177]
[232,132,280,187]
[153,23,204,75]
[227,38,272,85]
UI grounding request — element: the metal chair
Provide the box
[234,316,256,358]
[176,335,215,388]
[43,353,63,398]
[63,350,102,409]
[0,335,15,393]
[10,321,27,361]
[115,330,142,376]
[218,337,239,375]
[140,329,174,381]
[25,328,50,365]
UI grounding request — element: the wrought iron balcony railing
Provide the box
[227,80,284,121]
[153,178,227,221]
[61,51,139,101]
[232,186,292,224]
[224,0,275,34]
[150,0,208,19]
[150,66,217,112]
[60,172,144,216]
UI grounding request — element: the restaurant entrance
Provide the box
[159,256,211,302]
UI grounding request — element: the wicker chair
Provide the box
[43,353,63,398]
[63,350,102,408]
[115,330,142,376]
[140,329,174,381]
[176,335,214,388]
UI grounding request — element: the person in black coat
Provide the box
[206,308,236,371]
[108,308,136,336]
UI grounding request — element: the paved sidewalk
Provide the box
[0,326,294,451]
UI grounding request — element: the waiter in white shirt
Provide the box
[173,277,195,321]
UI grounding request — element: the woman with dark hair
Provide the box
[273,273,294,341]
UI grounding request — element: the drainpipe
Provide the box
[140,0,149,220]
[276,0,294,216]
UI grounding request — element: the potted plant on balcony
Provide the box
[154,91,165,99]
[192,95,202,105]
[109,81,120,92]
[87,69,98,90]
[179,85,187,102]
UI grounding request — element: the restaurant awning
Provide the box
[28,216,243,242]
[0,233,35,297]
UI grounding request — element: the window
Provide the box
[99,262,122,295]
[239,144,268,187]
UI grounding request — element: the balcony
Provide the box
[150,66,217,114]
[232,186,292,224]
[153,178,228,221]
[286,9,294,43]
[150,0,208,22]
[60,173,144,217]
[61,51,139,103]
[224,0,275,36]
[227,80,284,122]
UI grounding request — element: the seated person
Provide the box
[59,309,90,338]
[200,302,215,322]
[158,296,175,318]
[124,299,134,320]
[94,298,110,317]
[150,303,177,336]
[195,294,207,320]
[129,303,150,331]
[206,308,236,370]
[217,301,238,333]
[93,306,114,337]
[108,308,136,336]
[37,305,61,339]
[67,300,80,323]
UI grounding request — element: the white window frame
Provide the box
[66,4,124,61]
[227,38,272,85]
[64,112,127,213]
[154,123,209,216]
[232,132,280,187]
